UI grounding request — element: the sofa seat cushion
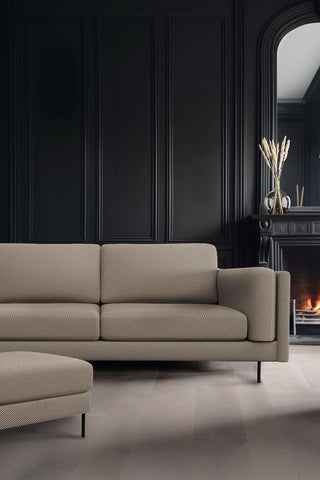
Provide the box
[0,351,93,405]
[0,304,100,341]
[101,304,247,341]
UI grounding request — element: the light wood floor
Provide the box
[1,345,320,480]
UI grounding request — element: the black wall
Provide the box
[0,0,9,243]
[2,0,304,266]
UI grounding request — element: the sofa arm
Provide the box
[275,271,290,361]
[217,267,277,342]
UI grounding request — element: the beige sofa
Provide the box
[0,243,290,381]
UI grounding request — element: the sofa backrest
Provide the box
[0,244,100,303]
[101,243,218,303]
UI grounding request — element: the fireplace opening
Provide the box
[282,246,320,334]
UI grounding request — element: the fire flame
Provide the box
[300,296,320,314]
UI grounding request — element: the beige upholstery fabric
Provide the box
[217,267,276,342]
[0,351,93,405]
[0,244,100,303]
[101,303,247,341]
[101,243,218,304]
[0,340,278,361]
[0,392,90,430]
[0,304,100,341]
[276,271,290,361]
[0,243,289,366]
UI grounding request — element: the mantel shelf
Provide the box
[251,212,320,221]
[250,213,320,270]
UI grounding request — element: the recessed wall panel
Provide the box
[169,17,227,242]
[29,18,84,241]
[98,17,156,241]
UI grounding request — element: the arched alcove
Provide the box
[258,0,320,208]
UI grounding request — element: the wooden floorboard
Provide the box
[1,346,320,480]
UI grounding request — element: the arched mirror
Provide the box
[258,0,320,209]
[277,23,320,207]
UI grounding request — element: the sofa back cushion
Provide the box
[101,243,218,303]
[0,244,100,303]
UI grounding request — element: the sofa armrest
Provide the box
[217,267,277,342]
[275,271,290,361]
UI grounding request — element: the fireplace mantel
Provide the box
[251,211,320,335]
[251,212,320,269]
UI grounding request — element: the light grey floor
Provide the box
[290,334,320,345]
[1,345,320,480]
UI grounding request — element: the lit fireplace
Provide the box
[293,296,320,334]
[281,245,320,335]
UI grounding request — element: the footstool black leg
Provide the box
[257,361,261,383]
[81,413,86,438]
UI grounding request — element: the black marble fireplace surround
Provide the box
[252,210,320,335]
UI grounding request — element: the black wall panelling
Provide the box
[0,0,9,243]
[8,0,240,267]
[28,17,86,241]
[97,16,157,242]
[168,16,230,244]
[11,12,87,242]
[7,0,315,263]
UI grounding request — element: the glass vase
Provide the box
[264,178,291,215]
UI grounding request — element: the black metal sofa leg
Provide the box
[81,413,86,438]
[257,361,262,383]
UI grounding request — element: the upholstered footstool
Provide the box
[0,351,93,437]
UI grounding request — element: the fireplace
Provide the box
[251,211,320,335]
[282,246,320,334]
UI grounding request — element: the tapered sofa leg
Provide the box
[257,361,261,383]
[81,413,86,438]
